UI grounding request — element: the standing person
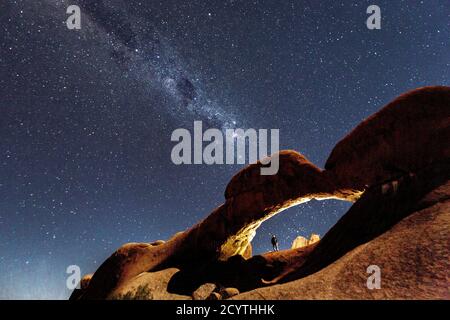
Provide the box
[271,234,279,252]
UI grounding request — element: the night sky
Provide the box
[0,0,448,299]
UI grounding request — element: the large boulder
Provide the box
[292,234,320,249]
[309,234,320,244]
[292,236,308,249]
[325,86,450,189]
[220,287,240,299]
[192,283,216,300]
[109,268,190,300]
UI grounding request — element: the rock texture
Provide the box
[292,234,320,249]
[325,86,450,190]
[234,167,450,299]
[192,283,216,300]
[109,268,191,300]
[309,234,320,244]
[72,86,450,300]
[292,236,308,249]
[69,274,93,300]
[207,292,221,300]
[220,287,240,299]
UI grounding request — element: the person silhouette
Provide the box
[271,234,279,251]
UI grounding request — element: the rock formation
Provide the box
[325,86,450,190]
[234,164,450,299]
[309,234,320,244]
[192,283,216,300]
[71,86,450,300]
[109,268,190,300]
[292,234,320,249]
[292,236,308,249]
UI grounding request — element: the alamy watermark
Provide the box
[366,265,381,289]
[65,4,381,32]
[66,265,81,290]
[366,5,381,30]
[66,5,81,30]
[171,121,280,175]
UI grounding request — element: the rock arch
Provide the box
[80,86,450,299]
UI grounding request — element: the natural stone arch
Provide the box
[214,151,361,259]
[80,86,450,299]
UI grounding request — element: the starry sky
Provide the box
[0,0,448,299]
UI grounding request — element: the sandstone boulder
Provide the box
[325,86,450,189]
[207,292,221,300]
[220,287,240,299]
[109,268,190,300]
[192,283,216,300]
[292,234,320,249]
[292,236,308,249]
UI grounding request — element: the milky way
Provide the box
[73,0,241,130]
